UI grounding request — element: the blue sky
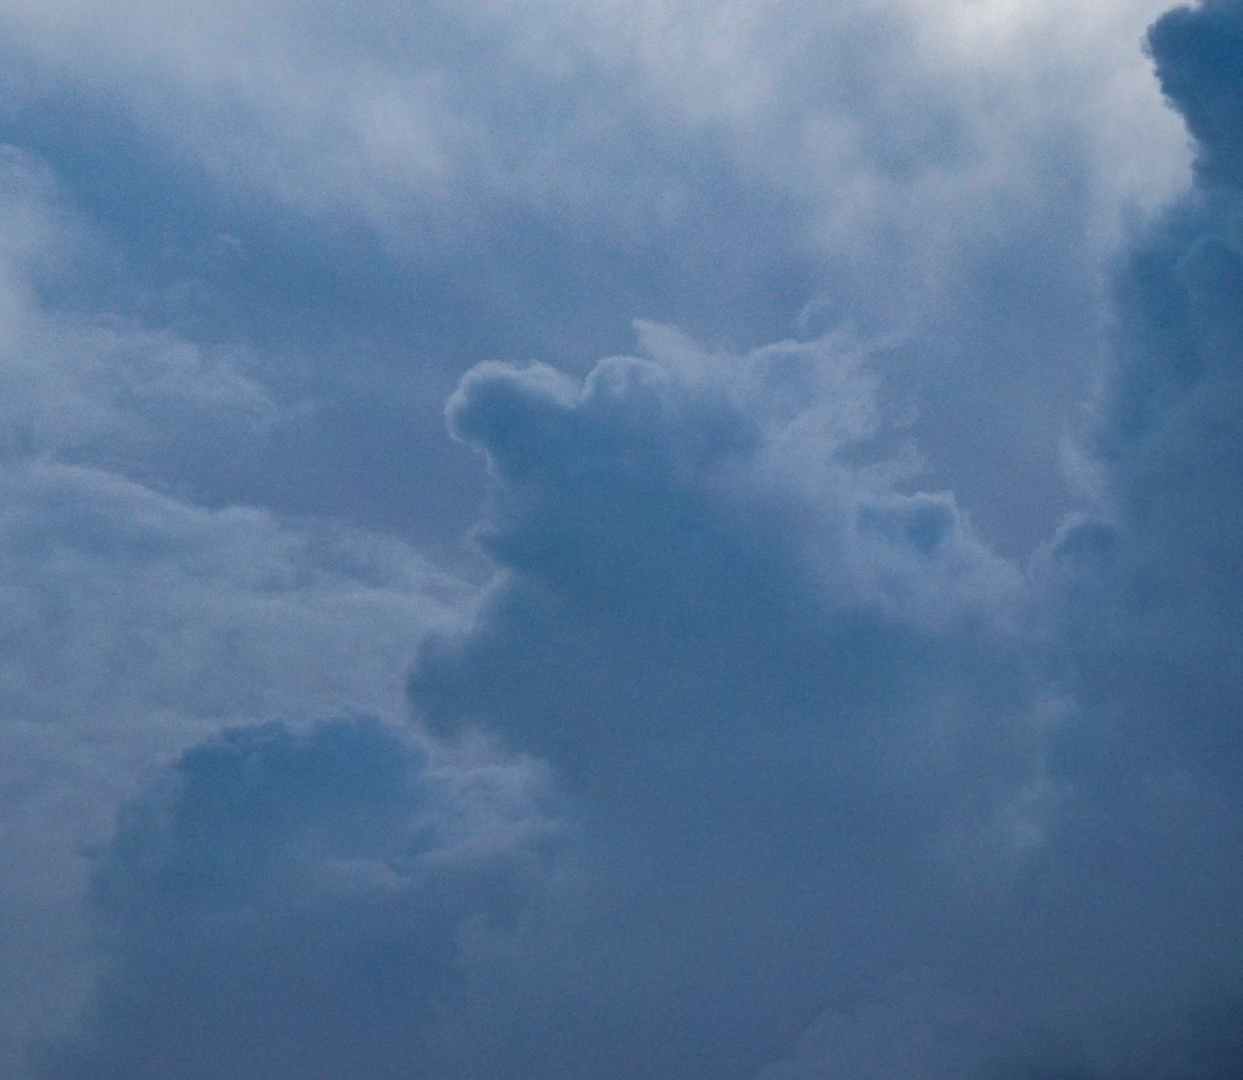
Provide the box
[2,0,1243,1077]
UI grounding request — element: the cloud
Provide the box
[1053,0,1243,791]
[35,714,555,1080]
[0,149,473,1076]
[401,329,1073,1078]
[8,1,1243,1079]
[1147,0,1243,187]
[0,0,1195,555]
[0,0,1186,238]
[54,284,1243,1080]
[421,327,1033,794]
[0,146,278,466]
[0,460,468,1077]
[400,73,1243,1059]
[33,324,1060,1080]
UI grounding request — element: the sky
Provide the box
[1,0,1243,1076]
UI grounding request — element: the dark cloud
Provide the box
[15,2,1243,1079]
[41,332,1059,1080]
[37,715,555,1080]
[405,336,1063,1078]
[419,336,1035,815]
[1013,2,1243,1071]
[1063,0,1243,795]
[51,114,1243,1066]
[1149,0,1243,187]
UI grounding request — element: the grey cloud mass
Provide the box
[36,715,554,1080]
[1,0,1243,1078]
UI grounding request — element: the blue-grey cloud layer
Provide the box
[2,0,1243,1078]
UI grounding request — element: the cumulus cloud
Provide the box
[9,0,1243,1079]
[53,277,1243,1080]
[0,461,466,1075]
[1051,0,1243,791]
[399,330,1063,1078]
[0,461,465,1074]
[402,294,1243,1079]
[422,328,1032,794]
[35,715,555,1080]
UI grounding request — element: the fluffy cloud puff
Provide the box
[36,715,555,1080]
[404,331,1068,1078]
[422,327,1035,811]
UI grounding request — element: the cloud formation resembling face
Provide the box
[10,0,1243,1079]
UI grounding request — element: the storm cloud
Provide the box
[2,0,1243,1078]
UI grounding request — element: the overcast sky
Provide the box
[2,0,1243,1077]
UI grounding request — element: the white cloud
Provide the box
[0,0,1189,243]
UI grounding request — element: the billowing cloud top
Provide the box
[1,0,1243,1078]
